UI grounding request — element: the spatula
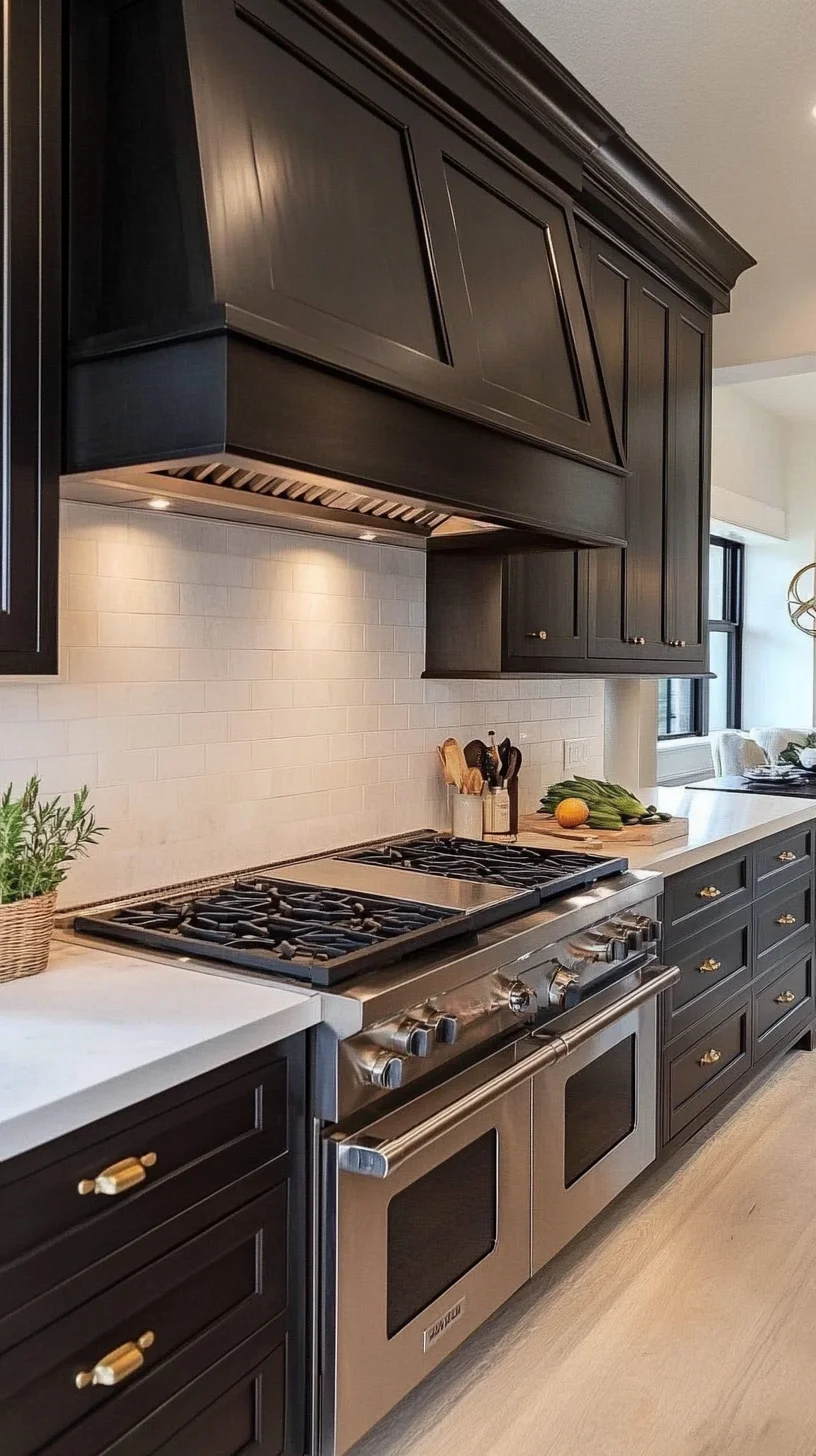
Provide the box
[441,737,467,791]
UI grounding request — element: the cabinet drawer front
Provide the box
[667,998,751,1139]
[755,880,812,973]
[0,1056,288,1326]
[102,1341,287,1456]
[755,826,813,896]
[754,955,814,1062]
[0,1188,287,1456]
[667,917,751,1039]
[665,854,750,939]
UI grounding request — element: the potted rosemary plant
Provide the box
[0,777,104,983]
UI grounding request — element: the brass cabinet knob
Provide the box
[525,630,548,640]
[77,1152,157,1198]
[775,990,797,1005]
[75,1331,155,1391]
[697,886,722,901]
[775,913,797,927]
[777,850,797,863]
[698,1048,722,1067]
[698,958,722,974]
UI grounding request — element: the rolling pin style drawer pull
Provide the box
[777,850,797,863]
[77,1152,157,1197]
[775,990,797,1005]
[525,630,548,641]
[697,1048,722,1067]
[698,958,722,975]
[626,636,647,646]
[775,913,797,927]
[75,1331,155,1391]
[697,886,722,901]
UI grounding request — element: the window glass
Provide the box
[708,629,730,731]
[659,679,694,737]
[708,541,725,620]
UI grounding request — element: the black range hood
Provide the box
[63,0,749,548]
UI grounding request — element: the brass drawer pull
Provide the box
[775,990,797,1005]
[75,1331,155,1391]
[698,958,722,974]
[697,886,722,901]
[777,850,797,863]
[775,913,797,927]
[698,1048,722,1067]
[668,639,687,648]
[627,636,647,646]
[525,630,548,641]
[78,1153,157,1198]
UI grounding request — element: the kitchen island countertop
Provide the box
[0,938,321,1162]
[516,785,816,876]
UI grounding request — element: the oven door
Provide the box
[322,1044,532,1456]
[532,993,658,1272]
[322,962,679,1456]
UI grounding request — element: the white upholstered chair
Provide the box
[748,727,809,763]
[710,730,767,777]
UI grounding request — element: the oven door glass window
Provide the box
[386,1129,498,1338]
[564,1034,636,1188]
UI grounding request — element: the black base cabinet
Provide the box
[0,1038,306,1456]
[660,827,816,1154]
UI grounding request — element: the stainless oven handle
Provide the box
[335,963,680,1178]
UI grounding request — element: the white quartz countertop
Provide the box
[516,785,816,876]
[0,939,321,1163]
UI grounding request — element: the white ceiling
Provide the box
[502,0,816,369]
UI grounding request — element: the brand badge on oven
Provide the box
[423,1297,466,1353]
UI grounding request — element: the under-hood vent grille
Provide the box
[158,465,451,533]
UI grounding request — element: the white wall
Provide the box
[0,503,604,905]
[657,385,816,786]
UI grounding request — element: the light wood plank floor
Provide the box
[355,1047,816,1456]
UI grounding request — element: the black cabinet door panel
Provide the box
[665,309,709,652]
[503,548,587,662]
[0,0,59,672]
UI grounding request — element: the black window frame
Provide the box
[658,536,743,741]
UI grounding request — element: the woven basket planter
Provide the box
[0,890,58,983]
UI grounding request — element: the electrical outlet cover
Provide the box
[565,738,590,769]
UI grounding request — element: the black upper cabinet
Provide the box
[425,541,587,676]
[0,1,60,674]
[580,225,711,670]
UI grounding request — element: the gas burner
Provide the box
[74,877,474,987]
[340,835,626,896]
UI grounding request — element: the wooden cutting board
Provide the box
[519,812,689,845]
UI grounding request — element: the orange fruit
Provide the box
[554,797,590,828]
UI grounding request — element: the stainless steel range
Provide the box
[67,833,678,1456]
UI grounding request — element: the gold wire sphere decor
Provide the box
[788,562,816,637]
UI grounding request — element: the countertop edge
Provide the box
[0,993,322,1165]
[639,797,816,875]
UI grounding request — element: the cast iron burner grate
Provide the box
[73,877,480,987]
[339,835,627,895]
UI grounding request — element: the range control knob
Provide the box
[548,966,581,1010]
[368,1051,406,1090]
[568,932,628,964]
[428,1012,461,1045]
[501,979,536,1017]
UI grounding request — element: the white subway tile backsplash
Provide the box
[2,503,603,903]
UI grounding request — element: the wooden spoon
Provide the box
[464,766,484,796]
[505,745,522,786]
[437,744,454,786]
[441,737,467,791]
